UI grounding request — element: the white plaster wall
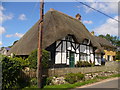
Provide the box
[75,54,79,64]
[56,42,61,51]
[55,52,61,64]
[63,42,66,52]
[67,58,69,65]
[80,45,86,53]
[90,54,94,63]
[62,52,66,64]
[95,54,101,65]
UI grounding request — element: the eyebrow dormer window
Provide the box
[65,35,73,42]
[83,39,88,45]
[83,39,90,45]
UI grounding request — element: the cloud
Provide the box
[83,2,118,14]
[0,5,14,23]
[18,14,27,20]
[5,34,13,38]
[0,41,2,45]
[94,16,118,36]
[6,33,24,38]
[14,33,24,37]
[0,26,5,34]
[83,20,93,24]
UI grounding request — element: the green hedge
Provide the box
[1,55,29,89]
[27,49,50,69]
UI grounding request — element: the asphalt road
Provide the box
[76,78,120,89]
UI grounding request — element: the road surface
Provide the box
[74,77,120,89]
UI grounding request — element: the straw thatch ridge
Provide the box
[8,9,104,55]
[95,36,115,48]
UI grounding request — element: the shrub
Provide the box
[76,73,85,81]
[65,73,85,84]
[76,61,93,67]
[27,49,50,69]
[30,78,37,86]
[115,53,120,60]
[1,55,21,89]
[1,55,30,89]
[46,77,53,85]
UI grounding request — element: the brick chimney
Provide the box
[75,13,81,21]
[91,31,95,36]
[50,8,55,11]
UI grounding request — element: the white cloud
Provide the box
[94,16,118,36]
[0,26,5,34]
[6,33,24,38]
[5,34,13,38]
[84,2,118,14]
[0,41,2,45]
[18,14,27,20]
[0,5,14,23]
[14,33,24,37]
[83,20,93,24]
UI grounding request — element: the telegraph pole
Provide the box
[37,0,44,88]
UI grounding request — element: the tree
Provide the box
[98,34,120,47]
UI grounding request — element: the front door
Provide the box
[69,52,75,67]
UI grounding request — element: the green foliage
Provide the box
[115,52,120,60]
[27,49,50,69]
[46,77,53,85]
[30,78,37,86]
[27,50,37,69]
[1,55,21,89]
[76,61,93,67]
[1,55,29,89]
[99,34,120,46]
[65,73,85,84]
[12,57,29,68]
[75,73,84,80]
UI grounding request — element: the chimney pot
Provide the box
[91,31,95,36]
[50,8,55,11]
[75,13,81,20]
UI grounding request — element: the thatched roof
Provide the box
[95,36,115,48]
[8,9,104,55]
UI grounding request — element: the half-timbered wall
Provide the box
[54,35,101,66]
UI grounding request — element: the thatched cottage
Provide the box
[8,9,104,67]
[95,36,116,61]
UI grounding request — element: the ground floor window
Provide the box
[107,55,110,61]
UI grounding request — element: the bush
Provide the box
[76,61,93,67]
[65,73,85,84]
[76,73,85,80]
[27,49,50,69]
[30,78,37,86]
[1,55,30,89]
[115,52,120,60]
[46,77,53,85]
[1,55,21,89]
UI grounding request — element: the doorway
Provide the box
[69,52,75,67]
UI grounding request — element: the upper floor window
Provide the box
[65,35,73,42]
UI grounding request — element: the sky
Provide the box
[0,2,119,47]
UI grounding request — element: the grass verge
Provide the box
[43,74,120,89]
[23,74,120,89]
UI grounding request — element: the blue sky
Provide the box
[0,2,118,47]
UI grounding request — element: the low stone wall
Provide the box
[48,61,120,76]
[21,61,120,78]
